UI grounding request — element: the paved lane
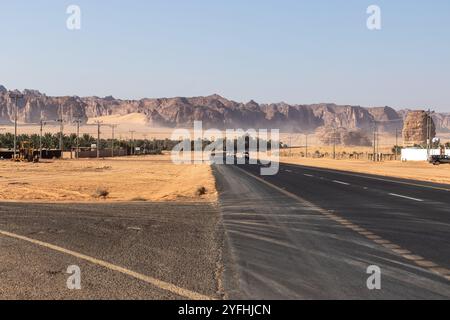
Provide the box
[213,164,450,299]
[241,163,450,271]
[0,202,222,300]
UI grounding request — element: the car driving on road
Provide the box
[429,155,450,165]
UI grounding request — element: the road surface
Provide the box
[1,162,449,300]
[213,162,450,299]
[0,202,222,300]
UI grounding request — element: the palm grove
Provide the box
[0,132,176,154]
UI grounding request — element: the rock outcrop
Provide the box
[367,106,403,132]
[0,85,448,134]
[316,127,372,146]
[402,110,436,147]
[432,113,450,133]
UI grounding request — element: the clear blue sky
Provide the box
[1,0,449,111]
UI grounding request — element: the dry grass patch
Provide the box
[0,154,217,203]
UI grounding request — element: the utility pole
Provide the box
[110,124,118,158]
[305,134,309,158]
[333,128,337,160]
[57,104,64,152]
[373,121,377,162]
[426,109,432,159]
[39,119,45,159]
[73,118,82,159]
[289,135,292,157]
[39,119,60,159]
[95,121,102,159]
[143,134,149,154]
[129,130,136,156]
[377,130,380,157]
[9,92,24,159]
[395,128,399,161]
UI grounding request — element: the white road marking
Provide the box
[333,180,350,186]
[282,163,450,192]
[127,226,142,231]
[233,166,449,281]
[0,229,213,300]
[389,193,424,202]
[304,174,314,177]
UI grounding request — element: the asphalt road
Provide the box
[1,162,449,300]
[0,202,222,300]
[213,163,450,299]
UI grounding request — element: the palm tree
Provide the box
[0,133,14,149]
[42,133,54,149]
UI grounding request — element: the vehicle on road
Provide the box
[429,155,450,165]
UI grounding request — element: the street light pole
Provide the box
[9,93,24,159]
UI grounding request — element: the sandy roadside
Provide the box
[279,156,450,185]
[0,155,217,203]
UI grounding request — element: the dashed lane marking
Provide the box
[282,163,450,192]
[333,180,350,186]
[234,166,450,282]
[0,229,214,300]
[389,193,424,202]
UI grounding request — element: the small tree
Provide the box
[392,145,402,154]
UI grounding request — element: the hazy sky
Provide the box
[0,0,449,111]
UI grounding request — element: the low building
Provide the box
[401,148,450,161]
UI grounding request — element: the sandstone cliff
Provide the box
[0,85,448,134]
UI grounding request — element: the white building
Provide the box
[401,148,450,161]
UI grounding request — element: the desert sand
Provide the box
[0,154,217,203]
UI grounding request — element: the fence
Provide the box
[70,149,128,159]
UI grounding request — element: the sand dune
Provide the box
[87,113,148,125]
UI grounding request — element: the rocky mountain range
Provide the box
[1,85,449,133]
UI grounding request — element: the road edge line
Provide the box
[0,229,214,300]
[233,166,450,281]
